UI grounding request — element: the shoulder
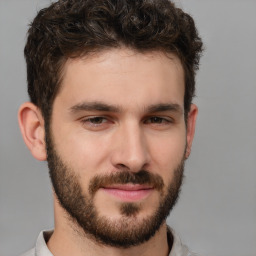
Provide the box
[19,248,35,256]
[169,227,201,256]
[18,230,53,256]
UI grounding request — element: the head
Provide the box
[19,0,203,248]
[24,0,202,124]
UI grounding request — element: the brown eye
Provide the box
[149,117,164,123]
[80,116,108,127]
[80,116,113,131]
[88,117,105,124]
[145,116,172,124]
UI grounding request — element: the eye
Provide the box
[144,116,172,124]
[86,117,106,125]
[148,117,165,124]
[80,116,111,130]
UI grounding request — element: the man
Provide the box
[18,0,203,255]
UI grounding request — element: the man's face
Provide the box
[47,48,190,247]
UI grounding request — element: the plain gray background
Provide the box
[0,0,255,256]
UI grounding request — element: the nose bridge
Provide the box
[111,120,150,172]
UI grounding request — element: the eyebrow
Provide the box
[69,101,183,114]
[146,103,183,114]
[69,102,120,113]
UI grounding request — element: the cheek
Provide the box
[53,129,110,174]
[147,129,186,175]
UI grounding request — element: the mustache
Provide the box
[89,170,164,196]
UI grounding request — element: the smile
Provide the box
[101,184,154,202]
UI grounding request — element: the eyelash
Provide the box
[144,116,173,124]
[80,116,173,128]
[81,117,108,126]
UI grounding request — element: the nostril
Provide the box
[116,163,129,171]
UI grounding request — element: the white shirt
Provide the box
[20,229,198,256]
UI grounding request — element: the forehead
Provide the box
[56,48,185,111]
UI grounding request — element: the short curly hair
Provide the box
[24,0,203,123]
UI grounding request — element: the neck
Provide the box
[47,199,171,256]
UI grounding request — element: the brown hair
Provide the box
[24,0,203,123]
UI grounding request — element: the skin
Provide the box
[18,48,198,256]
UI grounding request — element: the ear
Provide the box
[185,104,198,159]
[18,102,47,161]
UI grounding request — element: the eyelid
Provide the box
[78,116,113,130]
[145,115,173,122]
[143,115,174,124]
[80,115,109,122]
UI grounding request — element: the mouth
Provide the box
[101,184,154,202]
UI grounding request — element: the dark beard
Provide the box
[46,131,185,248]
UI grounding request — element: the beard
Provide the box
[46,131,185,248]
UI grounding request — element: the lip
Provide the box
[101,184,154,202]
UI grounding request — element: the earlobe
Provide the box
[185,104,198,159]
[18,102,47,161]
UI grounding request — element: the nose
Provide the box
[110,122,150,173]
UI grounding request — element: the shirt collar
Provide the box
[168,227,191,256]
[35,231,53,256]
[34,228,191,256]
